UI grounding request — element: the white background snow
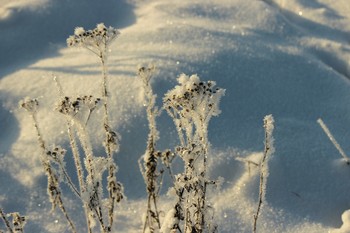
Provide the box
[1,0,350,232]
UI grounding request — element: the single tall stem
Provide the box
[253,116,274,233]
[100,51,118,232]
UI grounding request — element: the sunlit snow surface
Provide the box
[1,0,350,232]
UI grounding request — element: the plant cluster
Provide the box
[1,23,277,233]
[19,23,124,233]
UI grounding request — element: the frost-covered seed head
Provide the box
[20,97,39,113]
[47,146,66,163]
[56,96,80,115]
[74,27,85,36]
[163,74,225,129]
[11,212,26,231]
[81,95,101,111]
[56,95,101,116]
[67,23,120,52]
[138,65,156,84]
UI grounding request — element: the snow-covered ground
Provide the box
[1,0,350,232]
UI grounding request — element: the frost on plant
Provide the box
[0,208,26,233]
[19,21,231,232]
[20,98,77,233]
[317,118,350,165]
[253,114,275,233]
[163,74,225,232]
[19,23,123,233]
[66,23,120,58]
[21,88,123,232]
[66,23,124,232]
[138,65,165,233]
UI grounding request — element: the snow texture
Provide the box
[1,0,350,232]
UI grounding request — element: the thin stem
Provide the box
[59,162,81,198]
[100,51,118,232]
[253,116,274,233]
[66,121,86,193]
[317,118,350,164]
[0,208,13,233]
[56,77,91,232]
[56,195,77,233]
[75,120,107,232]
[31,113,77,233]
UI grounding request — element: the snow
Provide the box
[1,0,350,232]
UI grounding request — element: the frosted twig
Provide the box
[253,115,275,233]
[138,66,163,232]
[317,118,350,164]
[74,120,107,232]
[11,212,26,233]
[47,146,80,198]
[67,23,124,231]
[163,75,224,232]
[20,98,77,233]
[54,76,93,232]
[0,208,14,233]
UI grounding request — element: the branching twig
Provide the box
[20,98,77,233]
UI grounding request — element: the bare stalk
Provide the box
[138,66,163,232]
[31,113,77,233]
[317,118,350,164]
[74,120,107,233]
[253,115,275,233]
[0,208,14,233]
[20,98,77,233]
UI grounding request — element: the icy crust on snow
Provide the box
[1,0,350,232]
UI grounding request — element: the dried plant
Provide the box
[20,23,124,233]
[68,23,123,232]
[162,74,225,233]
[253,115,275,233]
[18,23,231,233]
[138,66,178,233]
[0,208,26,233]
[68,24,123,230]
[317,118,350,165]
[137,65,163,233]
[20,98,77,233]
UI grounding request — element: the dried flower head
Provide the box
[11,212,26,232]
[47,145,66,164]
[56,95,101,117]
[56,96,80,116]
[66,23,120,55]
[20,97,39,113]
[138,65,156,84]
[163,74,225,134]
[164,74,225,117]
[81,95,101,112]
